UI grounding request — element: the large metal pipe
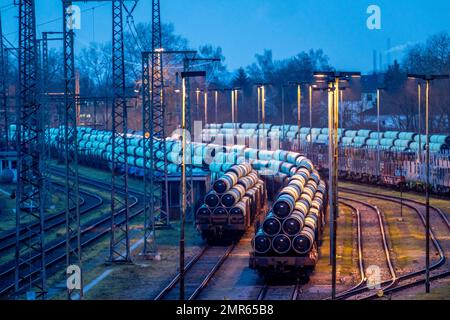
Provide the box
[262,212,282,236]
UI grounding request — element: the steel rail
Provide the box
[0,180,142,297]
[154,245,235,300]
[0,185,100,254]
[338,188,448,299]
[335,196,397,300]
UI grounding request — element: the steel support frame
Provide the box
[182,58,194,223]
[15,0,47,299]
[150,0,170,228]
[41,33,62,187]
[141,53,157,256]
[62,0,82,300]
[327,81,338,301]
[0,11,8,149]
[331,79,339,300]
[181,56,218,223]
[41,32,64,162]
[109,0,131,263]
[141,0,168,257]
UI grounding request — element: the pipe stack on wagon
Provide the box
[196,163,267,240]
[202,123,450,154]
[252,165,326,257]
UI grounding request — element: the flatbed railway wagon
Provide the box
[250,165,327,277]
[196,163,268,243]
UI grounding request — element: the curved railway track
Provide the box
[328,201,366,299]
[154,245,235,301]
[337,188,449,299]
[340,187,450,228]
[332,196,397,300]
[0,184,101,255]
[0,170,145,298]
[48,166,145,198]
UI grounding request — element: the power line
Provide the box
[0,3,14,10]
[5,3,110,37]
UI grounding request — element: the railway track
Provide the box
[48,166,145,198]
[338,188,449,299]
[333,196,397,300]
[0,183,102,255]
[154,245,235,301]
[340,187,450,229]
[0,170,144,298]
[257,283,302,300]
[328,201,366,298]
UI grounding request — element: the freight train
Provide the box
[196,163,268,243]
[202,123,450,194]
[250,161,327,277]
[8,125,328,275]
[204,123,450,153]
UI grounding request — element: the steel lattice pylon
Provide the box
[181,56,219,222]
[141,53,157,255]
[141,0,169,257]
[15,0,47,299]
[39,33,52,207]
[110,0,131,262]
[62,0,82,300]
[0,11,8,150]
[150,0,169,228]
[182,58,194,222]
[41,32,63,162]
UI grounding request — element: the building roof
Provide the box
[361,73,385,93]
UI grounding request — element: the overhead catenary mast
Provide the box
[15,0,47,299]
[110,0,131,263]
[142,0,169,258]
[62,0,82,300]
[0,11,7,149]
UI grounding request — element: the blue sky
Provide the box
[1,0,449,73]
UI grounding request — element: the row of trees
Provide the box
[3,21,449,133]
[225,32,449,133]
[381,32,450,132]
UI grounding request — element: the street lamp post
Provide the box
[180,70,206,301]
[418,84,422,163]
[207,88,221,124]
[255,83,272,132]
[376,87,386,177]
[257,86,261,127]
[234,88,241,126]
[340,89,343,131]
[425,79,431,294]
[288,81,308,151]
[314,71,361,301]
[231,90,235,134]
[309,85,313,152]
[196,88,201,121]
[408,73,449,294]
[281,85,286,148]
[204,91,208,125]
[261,85,266,131]
[224,88,241,135]
[215,90,219,124]
[297,84,301,149]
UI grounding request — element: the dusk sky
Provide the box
[2,0,450,73]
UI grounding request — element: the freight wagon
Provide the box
[196,163,268,244]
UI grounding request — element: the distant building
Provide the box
[360,73,385,112]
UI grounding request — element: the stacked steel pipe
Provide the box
[196,163,267,228]
[202,123,450,153]
[253,165,326,257]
